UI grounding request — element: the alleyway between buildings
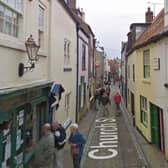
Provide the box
[64,84,168,168]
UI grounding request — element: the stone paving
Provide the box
[64,84,168,168]
[81,86,145,168]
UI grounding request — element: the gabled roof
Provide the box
[134,9,164,48]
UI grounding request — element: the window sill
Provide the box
[0,33,25,51]
[141,122,148,128]
[142,79,151,84]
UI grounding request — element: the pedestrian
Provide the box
[33,123,55,168]
[99,89,111,116]
[106,85,111,97]
[51,121,66,168]
[68,123,86,168]
[114,92,122,116]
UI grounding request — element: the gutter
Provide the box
[75,23,80,123]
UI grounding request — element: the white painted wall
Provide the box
[78,29,89,110]
[153,38,168,158]
[0,0,49,89]
[49,0,77,124]
[78,30,89,85]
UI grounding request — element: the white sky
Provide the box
[76,0,164,58]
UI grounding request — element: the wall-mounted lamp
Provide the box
[164,83,168,88]
[18,35,40,77]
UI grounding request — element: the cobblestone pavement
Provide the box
[81,86,147,168]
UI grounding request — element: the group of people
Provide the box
[31,86,121,168]
[95,85,122,116]
[32,122,86,168]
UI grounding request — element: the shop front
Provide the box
[0,81,52,168]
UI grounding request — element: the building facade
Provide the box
[0,0,52,167]
[125,6,168,159]
[95,49,105,88]
[49,0,77,125]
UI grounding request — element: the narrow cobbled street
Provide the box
[80,85,147,168]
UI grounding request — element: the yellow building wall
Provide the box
[135,44,157,142]
[127,51,136,115]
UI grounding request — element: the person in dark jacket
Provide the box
[68,123,86,168]
[52,122,66,168]
[99,89,111,116]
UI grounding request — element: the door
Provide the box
[131,92,135,126]
[150,103,161,149]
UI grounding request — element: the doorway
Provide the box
[131,92,135,126]
[150,103,165,153]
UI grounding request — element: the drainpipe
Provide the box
[75,23,80,123]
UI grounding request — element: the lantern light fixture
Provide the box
[18,35,40,77]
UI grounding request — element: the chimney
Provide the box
[69,0,76,9]
[80,8,85,21]
[127,32,132,51]
[145,7,153,23]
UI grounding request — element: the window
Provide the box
[38,5,44,48]
[133,64,135,82]
[127,89,130,104]
[65,92,71,117]
[0,0,23,37]
[143,50,150,78]
[64,39,70,65]
[140,96,148,126]
[64,0,69,5]
[82,44,86,70]
[128,65,130,79]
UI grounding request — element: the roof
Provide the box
[71,9,95,37]
[134,9,164,48]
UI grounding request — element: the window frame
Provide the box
[38,5,45,48]
[140,95,148,127]
[82,44,86,71]
[0,0,23,37]
[133,64,135,82]
[65,92,71,117]
[64,39,71,65]
[143,49,150,79]
[128,65,130,79]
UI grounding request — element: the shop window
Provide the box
[0,120,12,168]
[35,102,47,141]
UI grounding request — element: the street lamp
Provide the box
[18,35,40,77]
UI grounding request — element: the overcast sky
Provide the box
[76,0,164,58]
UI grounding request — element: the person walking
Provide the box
[99,89,111,116]
[51,122,66,168]
[33,123,55,168]
[68,123,86,168]
[114,92,122,116]
[106,85,111,97]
